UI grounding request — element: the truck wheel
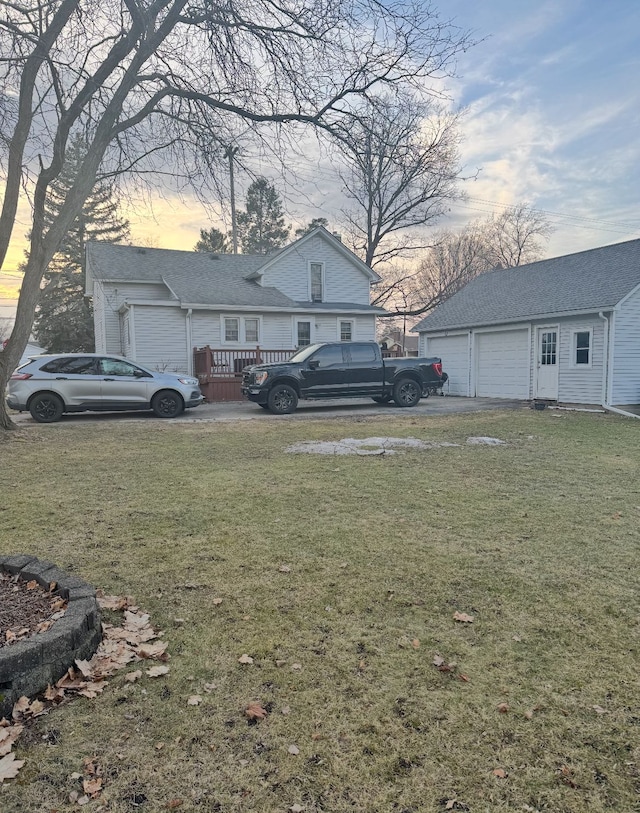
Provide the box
[371,394,392,404]
[393,378,421,408]
[267,384,298,414]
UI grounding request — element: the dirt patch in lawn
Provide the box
[0,572,59,646]
[286,435,507,455]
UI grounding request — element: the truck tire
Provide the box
[372,394,392,404]
[267,384,298,414]
[393,378,421,408]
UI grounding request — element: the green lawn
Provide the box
[1,409,638,812]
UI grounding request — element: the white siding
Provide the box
[261,235,371,303]
[556,316,604,404]
[475,329,530,398]
[611,287,640,404]
[132,306,189,372]
[425,334,470,395]
[99,281,171,355]
[93,281,107,353]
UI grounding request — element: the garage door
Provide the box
[427,334,469,396]
[475,330,530,398]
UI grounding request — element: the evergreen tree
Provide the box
[33,135,130,352]
[193,227,229,253]
[294,217,329,239]
[236,177,289,254]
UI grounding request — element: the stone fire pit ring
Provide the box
[0,555,101,719]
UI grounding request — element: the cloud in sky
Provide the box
[2,0,639,318]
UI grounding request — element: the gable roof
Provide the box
[244,226,382,283]
[413,238,640,333]
[85,241,385,313]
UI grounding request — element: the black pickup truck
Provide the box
[241,341,447,414]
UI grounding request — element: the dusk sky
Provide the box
[1,0,639,322]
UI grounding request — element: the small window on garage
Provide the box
[224,317,239,342]
[574,330,591,366]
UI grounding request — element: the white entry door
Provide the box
[535,327,559,399]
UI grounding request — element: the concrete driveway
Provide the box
[7,395,527,426]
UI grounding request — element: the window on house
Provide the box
[575,331,591,365]
[340,320,353,341]
[297,321,311,346]
[310,263,323,302]
[245,318,259,343]
[224,317,239,342]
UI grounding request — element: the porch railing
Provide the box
[193,346,296,402]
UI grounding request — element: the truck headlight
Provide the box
[254,371,268,386]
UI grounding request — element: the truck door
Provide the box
[299,344,347,397]
[346,343,384,395]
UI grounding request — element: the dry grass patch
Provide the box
[0,409,638,812]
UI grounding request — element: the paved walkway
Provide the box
[8,395,528,426]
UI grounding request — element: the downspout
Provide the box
[598,310,639,419]
[186,309,193,375]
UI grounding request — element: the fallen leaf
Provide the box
[289,805,304,812]
[187,696,202,706]
[26,580,38,590]
[524,709,534,719]
[82,776,103,797]
[203,682,217,693]
[0,752,25,782]
[291,663,302,671]
[245,702,268,721]
[166,801,183,809]
[281,706,291,715]
[492,768,507,778]
[238,654,254,665]
[453,611,474,623]
[212,598,223,605]
[288,744,300,755]
[411,638,420,648]
[0,725,23,757]
[497,702,509,714]
[125,670,143,683]
[592,705,608,714]
[279,565,291,572]
[146,665,170,678]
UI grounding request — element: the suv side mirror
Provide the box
[308,359,320,370]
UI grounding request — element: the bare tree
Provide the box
[334,94,463,270]
[0,0,472,429]
[407,204,554,318]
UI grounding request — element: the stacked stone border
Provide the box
[0,555,101,719]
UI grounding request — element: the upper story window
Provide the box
[310,262,323,302]
[574,330,591,366]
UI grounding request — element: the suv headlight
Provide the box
[254,371,268,386]
[178,377,198,386]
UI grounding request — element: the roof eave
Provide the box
[414,304,620,333]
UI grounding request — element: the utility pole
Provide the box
[224,145,239,254]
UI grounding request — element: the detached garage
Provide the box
[413,239,640,409]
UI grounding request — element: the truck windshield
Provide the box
[288,344,324,363]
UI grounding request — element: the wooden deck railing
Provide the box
[193,346,296,402]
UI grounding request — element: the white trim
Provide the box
[180,302,383,315]
[570,327,593,369]
[185,309,193,376]
[615,279,640,309]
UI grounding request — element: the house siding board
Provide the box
[554,316,604,404]
[261,235,370,303]
[133,306,188,372]
[425,334,470,395]
[611,289,640,404]
[93,281,107,353]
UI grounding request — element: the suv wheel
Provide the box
[29,393,64,423]
[151,390,184,418]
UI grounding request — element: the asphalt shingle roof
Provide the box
[413,238,640,333]
[87,243,297,308]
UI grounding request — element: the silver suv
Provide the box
[7,354,204,422]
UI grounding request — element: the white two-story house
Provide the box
[85,227,384,382]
